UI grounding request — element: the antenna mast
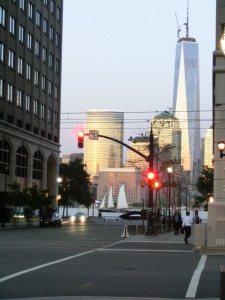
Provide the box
[185,0,189,38]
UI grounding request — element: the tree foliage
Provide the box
[59,159,92,208]
[196,167,213,210]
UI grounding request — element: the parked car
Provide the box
[70,212,86,223]
[39,212,62,228]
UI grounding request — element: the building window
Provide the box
[54,111,58,125]
[19,0,25,11]
[43,0,48,6]
[55,59,59,73]
[0,6,6,26]
[56,7,61,22]
[0,78,3,98]
[50,26,54,40]
[35,40,40,56]
[48,81,52,95]
[19,25,24,43]
[17,89,23,107]
[47,108,52,122]
[9,16,16,35]
[36,11,41,27]
[0,140,10,175]
[41,104,45,119]
[33,151,43,180]
[50,0,55,14]
[8,50,14,68]
[0,43,4,62]
[27,33,33,50]
[43,19,48,34]
[18,57,23,75]
[41,75,46,90]
[42,47,47,62]
[56,33,60,47]
[25,94,31,111]
[33,99,38,115]
[54,85,58,100]
[49,53,53,68]
[16,146,28,178]
[34,70,39,86]
[7,84,13,102]
[26,63,32,80]
[28,2,33,20]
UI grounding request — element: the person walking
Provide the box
[182,211,192,243]
[173,210,182,235]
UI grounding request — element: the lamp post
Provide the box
[167,167,172,231]
[4,165,9,192]
[57,177,62,213]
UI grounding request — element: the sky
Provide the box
[60,0,216,158]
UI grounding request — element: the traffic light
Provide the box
[152,180,161,190]
[78,131,84,148]
[147,171,155,186]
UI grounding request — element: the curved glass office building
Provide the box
[84,111,124,183]
[173,36,200,176]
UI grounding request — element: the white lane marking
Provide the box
[185,254,207,298]
[0,239,125,284]
[98,248,192,253]
[0,250,94,283]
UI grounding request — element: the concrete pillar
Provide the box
[207,0,225,249]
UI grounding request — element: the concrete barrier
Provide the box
[121,225,130,238]
[137,225,145,234]
[194,223,207,250]
[121,225,145,237]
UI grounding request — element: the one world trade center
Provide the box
[172,4,200,181]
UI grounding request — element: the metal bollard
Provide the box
[220,265,225,300]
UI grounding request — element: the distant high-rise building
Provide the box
[124,136,149,171]
[84,111,124,183]
[203,127,213,168]
[172,8,200,178]
[153,111,181,161]
[0,1,63,200]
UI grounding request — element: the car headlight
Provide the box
[70,216,75,222]
[80,216,86,223]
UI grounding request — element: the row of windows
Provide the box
[0,6,61,50]
[0,141,43,180]
[0,111,58,143]
[0,43,60,74]
[0,80,59,124]
[10,0,61,23]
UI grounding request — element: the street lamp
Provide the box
[167,167,173,231]
[218,141,225,158]
[57,177,62,213]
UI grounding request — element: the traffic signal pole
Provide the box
[82,130,155,235]
[146,126,154,235]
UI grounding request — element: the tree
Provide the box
[59,159,92,209]
[196,167,214,210]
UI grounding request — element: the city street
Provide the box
[0,220,222,299]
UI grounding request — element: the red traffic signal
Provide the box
[152,180,161,190]
[78,131,84,148]
[147,171,155,181]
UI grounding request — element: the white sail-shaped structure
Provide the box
[117,184,128,209]
[107,186,114,208]
[99,193,107,209]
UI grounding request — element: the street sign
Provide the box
[89,130,99,140]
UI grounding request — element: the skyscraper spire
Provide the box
[185,0,189,38]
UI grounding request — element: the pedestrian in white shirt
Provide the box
[182,211,192,243]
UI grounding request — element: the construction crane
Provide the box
[175,12,181,40]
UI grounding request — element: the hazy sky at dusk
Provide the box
[60,0,216,157]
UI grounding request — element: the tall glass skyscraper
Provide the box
[172,33,200,177]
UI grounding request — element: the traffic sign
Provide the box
[89,130,99,140]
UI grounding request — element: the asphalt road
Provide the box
[0,220,223,300]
